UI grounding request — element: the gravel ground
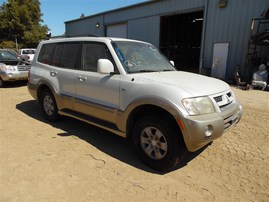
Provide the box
[0,84,268,201]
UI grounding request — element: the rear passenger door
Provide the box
[74,42,120,123]
[38,42,81,110]
[52,42,81,99]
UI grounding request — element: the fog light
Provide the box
[8,73,13,77]
[205,125,213,137]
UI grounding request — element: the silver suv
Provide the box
[28,37,243,171]
[0,49,30,87]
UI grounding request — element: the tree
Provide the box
[0,0,49,49]
[80,13,85,18]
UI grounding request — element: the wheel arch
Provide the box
[36,81,58,105]
[126,104,184,142]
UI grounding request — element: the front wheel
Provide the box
[0,78,5,88]
[132,116,186,171]
[40,89,59,121]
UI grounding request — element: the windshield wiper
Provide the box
[162,69,175,71]
[139,70,157,72]
[130,69,157,73]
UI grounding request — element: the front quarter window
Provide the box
[112,41,175,73]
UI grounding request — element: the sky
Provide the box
[0,0,148,36]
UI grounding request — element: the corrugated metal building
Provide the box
[65,0,269,83]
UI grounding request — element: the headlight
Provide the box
[0,63,7,70]
[182,97,215,115]
[0,63,16,71]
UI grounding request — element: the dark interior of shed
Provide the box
[160,11,203,73]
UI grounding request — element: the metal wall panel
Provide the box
[66,15,104,37]
[107,23,127,38]
[103,0,204,24]
[65,0,205,47]
[65,0,269,81]
[203,0,269,81]
[128,16,160,47]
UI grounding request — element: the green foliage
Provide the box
[0,0,49,49]
[0,40,17,49]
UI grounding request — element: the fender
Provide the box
[116,96,185,132]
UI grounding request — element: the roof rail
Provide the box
[65,33,100,38]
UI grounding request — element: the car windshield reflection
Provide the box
[112,41,176,74]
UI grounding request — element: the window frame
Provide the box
[38,42,83,70]
[81,42,118,73]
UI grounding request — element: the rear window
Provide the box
[38,44,55,65]
[22,49,35,54]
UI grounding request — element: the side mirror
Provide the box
[170,60,175,66]
[97,59,114,74]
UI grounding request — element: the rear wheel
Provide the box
[40,89,59,121]
[132,116,186,171]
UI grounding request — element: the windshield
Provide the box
[22,49,35,54]
[112,41,176,73]
[0,50,18,61]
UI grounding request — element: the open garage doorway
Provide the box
[160,11,203,73]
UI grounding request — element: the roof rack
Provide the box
[65,33,100,38]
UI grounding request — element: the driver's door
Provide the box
[74,42,120,124]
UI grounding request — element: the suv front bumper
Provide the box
[0,70,28,81]
[177,102,243,152]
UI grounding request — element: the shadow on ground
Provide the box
[1,80,27,88]
[16,100,209,174]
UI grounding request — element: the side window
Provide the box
[51,44,63,67]
[82,43,115,72]
[60,43,80,69]
[38,44,55,64]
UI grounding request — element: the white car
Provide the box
[252,64,268,91]
[28,37,243,171]
[18,48,36,62]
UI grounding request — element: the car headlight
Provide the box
[0,63,16,71]
[0,63,7,70]
[182,97,215,115]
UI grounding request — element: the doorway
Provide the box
[160,11,204,73]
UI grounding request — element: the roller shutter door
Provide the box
[106,23,127,38]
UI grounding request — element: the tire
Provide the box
[40,89,59,121]
[0,78,5,88]
[132,116,186,171]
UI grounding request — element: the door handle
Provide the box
[50,71,57,77]
[77,76,87,82]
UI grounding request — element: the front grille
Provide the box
[223,105,240,130]
[213,91,234,111]
[17,66,28,71]
[212,90,240,131]
[214,95,222,102]
[227,92,232,97]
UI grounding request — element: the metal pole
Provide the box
[199,0,209,75]
[15,38,18,52]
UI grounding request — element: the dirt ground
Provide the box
[0,84,268,202]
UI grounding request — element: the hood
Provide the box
[0,59,19,66]
[133,71,230,97]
